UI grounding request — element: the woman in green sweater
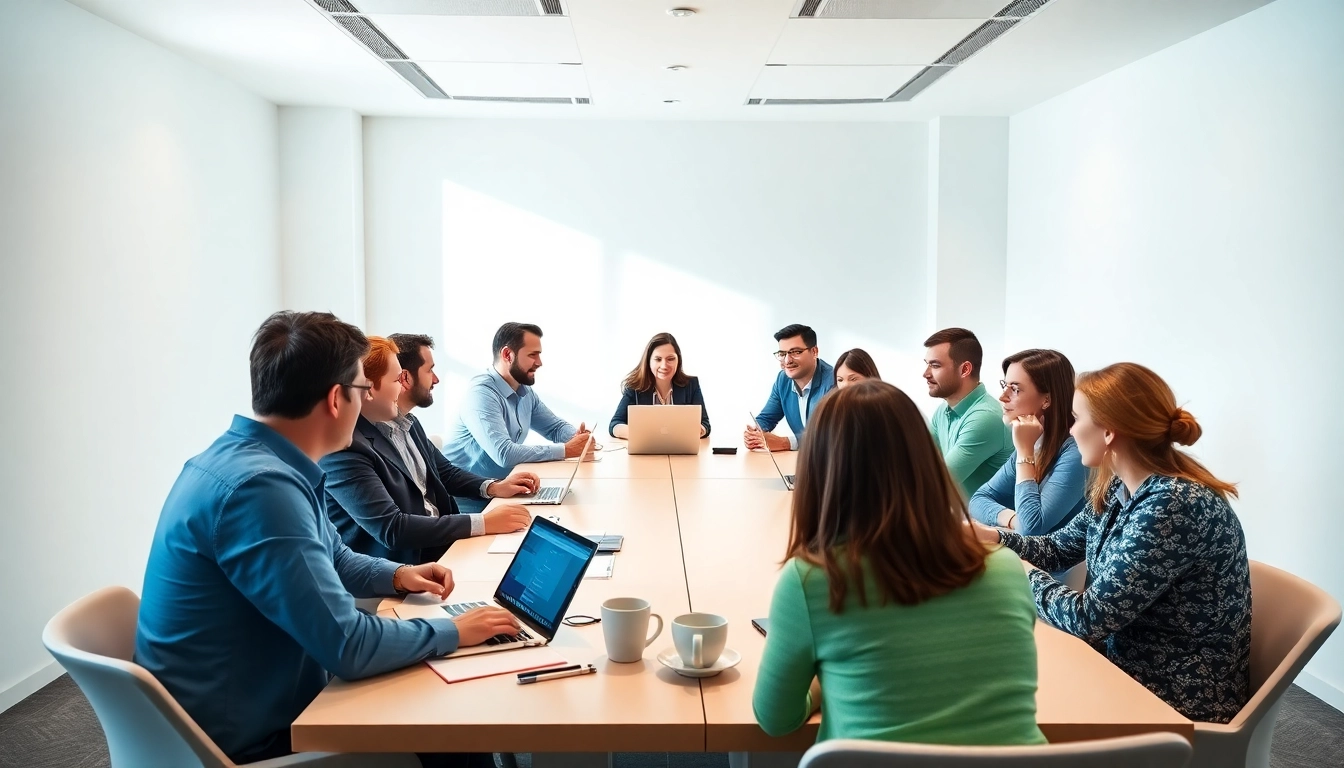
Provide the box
[752,380,1046,746]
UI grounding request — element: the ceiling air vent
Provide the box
[934,18,1018,65]
[796,0,824,18]
[540,0,565,15]
[996,0,1050,19]
[886,65,952,101]
[316,0,360,12]
[333,15,408,60]
[388,61,448,98]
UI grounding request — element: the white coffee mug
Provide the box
[600,597,664,663]
[671,612,728,669]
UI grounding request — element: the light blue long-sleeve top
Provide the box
[444,367,578,512]
[135,416,460,763]
[969,436,1087,536]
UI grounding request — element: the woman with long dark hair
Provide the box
[833,348,880,389]
[754,380,1045,746]
[608,332,710,438]
[978,363,1251,723]
[970,349,1086,535]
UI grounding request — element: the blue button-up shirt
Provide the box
[135,416,459,762]
[444,368,578,511]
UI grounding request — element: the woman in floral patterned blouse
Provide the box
[976,362,1251,723]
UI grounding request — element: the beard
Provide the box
[928,379,958,399]
[510,359,536,386]
[409,382,434,409]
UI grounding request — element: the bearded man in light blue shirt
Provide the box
[444,322,594,512]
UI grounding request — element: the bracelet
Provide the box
[392,565,408,595]
[1016,456,1036,465]
[1006,512,1018,530]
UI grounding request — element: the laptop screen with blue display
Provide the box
[494,517,599,640]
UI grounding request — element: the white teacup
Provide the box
[671,612,728,669]
[601,597,663,663]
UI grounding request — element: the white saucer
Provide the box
[656,647,742,678]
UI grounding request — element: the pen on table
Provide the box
[517,664,597,685]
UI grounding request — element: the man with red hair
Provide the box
[322,335,536,565]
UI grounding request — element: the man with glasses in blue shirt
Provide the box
[135,311,520,766]
[745,324,835,451]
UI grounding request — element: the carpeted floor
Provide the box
[1,675,1340,767]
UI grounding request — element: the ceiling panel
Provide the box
[768,18,985,66]
[418,61,588,97]
[810,0,1007,19]
[354,0,548,15]
[750,65,922,100]
[367,14,580,62]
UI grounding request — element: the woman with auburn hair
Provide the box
[754,380,1045,746]
[833,348,880,390]
[608,332,710,438]
[970,349,1086,535]
[977,362,1251,723]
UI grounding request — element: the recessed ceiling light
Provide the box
[667,8,697,17]
[666,65,688,72]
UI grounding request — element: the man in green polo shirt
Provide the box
[923,328,1012,498]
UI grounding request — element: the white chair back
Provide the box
[799,732,1193,768]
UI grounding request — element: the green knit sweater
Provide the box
[752,546,1047,746]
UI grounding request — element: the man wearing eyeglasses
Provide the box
[135,312,519,766]
[745,324,835,452]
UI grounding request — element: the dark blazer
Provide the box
[322,414,489,565]
[608,376,711,438]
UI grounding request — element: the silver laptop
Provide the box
[439,516,599,657]
[627,405,701,455]
[750,411,795,491]
[519,432,593,505]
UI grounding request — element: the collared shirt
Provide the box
[930,382,1013,498]
[788,382,814,450]
[444,368,577,512]
[135,416,458,763]
[378,414,488,536]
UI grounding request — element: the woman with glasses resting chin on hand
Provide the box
[609,332,710,439]
[969,349,1086,536]
[975,363,1251,724]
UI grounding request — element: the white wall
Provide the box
[1006,0,1344,707]
[280,106,366,327]
[0,0,280,711]
[926,117,1010,370]
[362,119,935,438]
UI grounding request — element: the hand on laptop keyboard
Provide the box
[448,603,524,647]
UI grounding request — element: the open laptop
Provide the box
[749,411,795,491]
[519,433,593,505]
[627,405,701,455]
[439,516,599,658]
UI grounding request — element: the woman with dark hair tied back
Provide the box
[608,332,710,438]
[970,349,1086,535]
[977,363,1251,723]
[753,380,1045,746]
[833,348,880,389]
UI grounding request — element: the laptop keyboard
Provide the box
[530,485,563,503]
[440,600,535,646]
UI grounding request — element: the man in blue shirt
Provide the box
[135,311,521,764]
[745,324,835,451]
[444,322,593,512]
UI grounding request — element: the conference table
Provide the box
[292,441,1191,759]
